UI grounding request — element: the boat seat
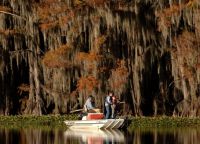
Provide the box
[87,113,104,120]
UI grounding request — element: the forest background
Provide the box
[0,0,200,117]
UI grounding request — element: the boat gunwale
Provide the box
[64,118,125,130]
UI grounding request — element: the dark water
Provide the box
[0,127,200,144]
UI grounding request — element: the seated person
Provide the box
[84,95,95,113]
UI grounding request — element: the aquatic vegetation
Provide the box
[128,117,200,130]
[0,115,78,129]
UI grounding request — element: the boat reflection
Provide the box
[64,129,125,143]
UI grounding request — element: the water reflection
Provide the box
[0,128,66,144]
[64,129,125,144]
[126,128,200,144]
[1,127,200,144]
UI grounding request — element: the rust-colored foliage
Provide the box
[39,10,75,31]
[194,8,200,41]
[182,65,194,78]
[0,6,12,12]
[174,31,197,57]
[156,0,197,31]
[196,63,200,69]
[85,0,107,7]
[36,0,69,19]
[73,0,107,7]
[42,44,72,68]
[93,35,107,49]
[0,28,26,36]
[35,1,75,31]
[98,66,108,73]
[70,90,78,97]
[75,52,103,73]
[157,0,197,17]
[171,31,198,81]
[108,60,129,92]
[39,21,58,31]
[75,52,102,62]
[77,75,99,93]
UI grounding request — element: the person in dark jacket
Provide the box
[111,95,118,118]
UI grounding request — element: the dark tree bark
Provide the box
[0,0,200,116]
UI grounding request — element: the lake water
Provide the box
[0,127,200,144]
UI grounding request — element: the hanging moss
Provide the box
[0,0,200,116]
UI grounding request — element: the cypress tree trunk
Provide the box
[0,0,200,116]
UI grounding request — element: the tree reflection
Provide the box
[126,128,200,144]
[1,127,200,144]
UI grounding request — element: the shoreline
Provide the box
[0,115,200,129]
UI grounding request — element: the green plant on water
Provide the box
[1,115,200,130]
[128,117,200,130]
[0,114,79,129]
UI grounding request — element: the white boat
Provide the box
[102,118,124,129]
[64,118,124,129]
[64,112,125,129]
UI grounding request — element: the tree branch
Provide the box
[0,10,26,21]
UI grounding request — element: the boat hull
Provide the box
[64,119,124,129]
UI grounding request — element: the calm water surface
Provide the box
[0,127,200,144]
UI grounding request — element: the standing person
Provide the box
[111,95,117,119]
[84,95,95,113]
[104,91,113,119]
